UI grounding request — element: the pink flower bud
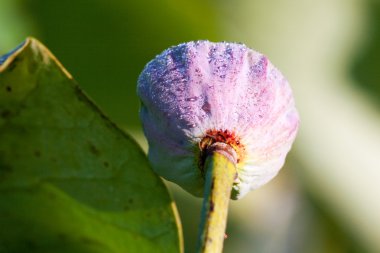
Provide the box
[138,41,299,199]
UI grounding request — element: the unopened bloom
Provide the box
[138,41,299,199]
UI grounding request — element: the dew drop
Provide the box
[185,96,198,102]
[202,101,211,114]
[176,87,184,92]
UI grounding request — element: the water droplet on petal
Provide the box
[185,96,198,102]
[202,101,211,114]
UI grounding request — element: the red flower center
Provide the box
[198,129,245,176]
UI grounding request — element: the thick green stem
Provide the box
[196,143,237,253]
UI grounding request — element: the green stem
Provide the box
[196,143,237,253]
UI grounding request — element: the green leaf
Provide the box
[0,38,183,253]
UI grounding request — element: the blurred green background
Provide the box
[1,0,380,252]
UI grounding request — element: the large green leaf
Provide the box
[0,38,182,253]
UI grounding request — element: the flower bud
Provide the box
[138,41,299,199]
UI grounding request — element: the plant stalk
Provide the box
[196,142,237,253]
